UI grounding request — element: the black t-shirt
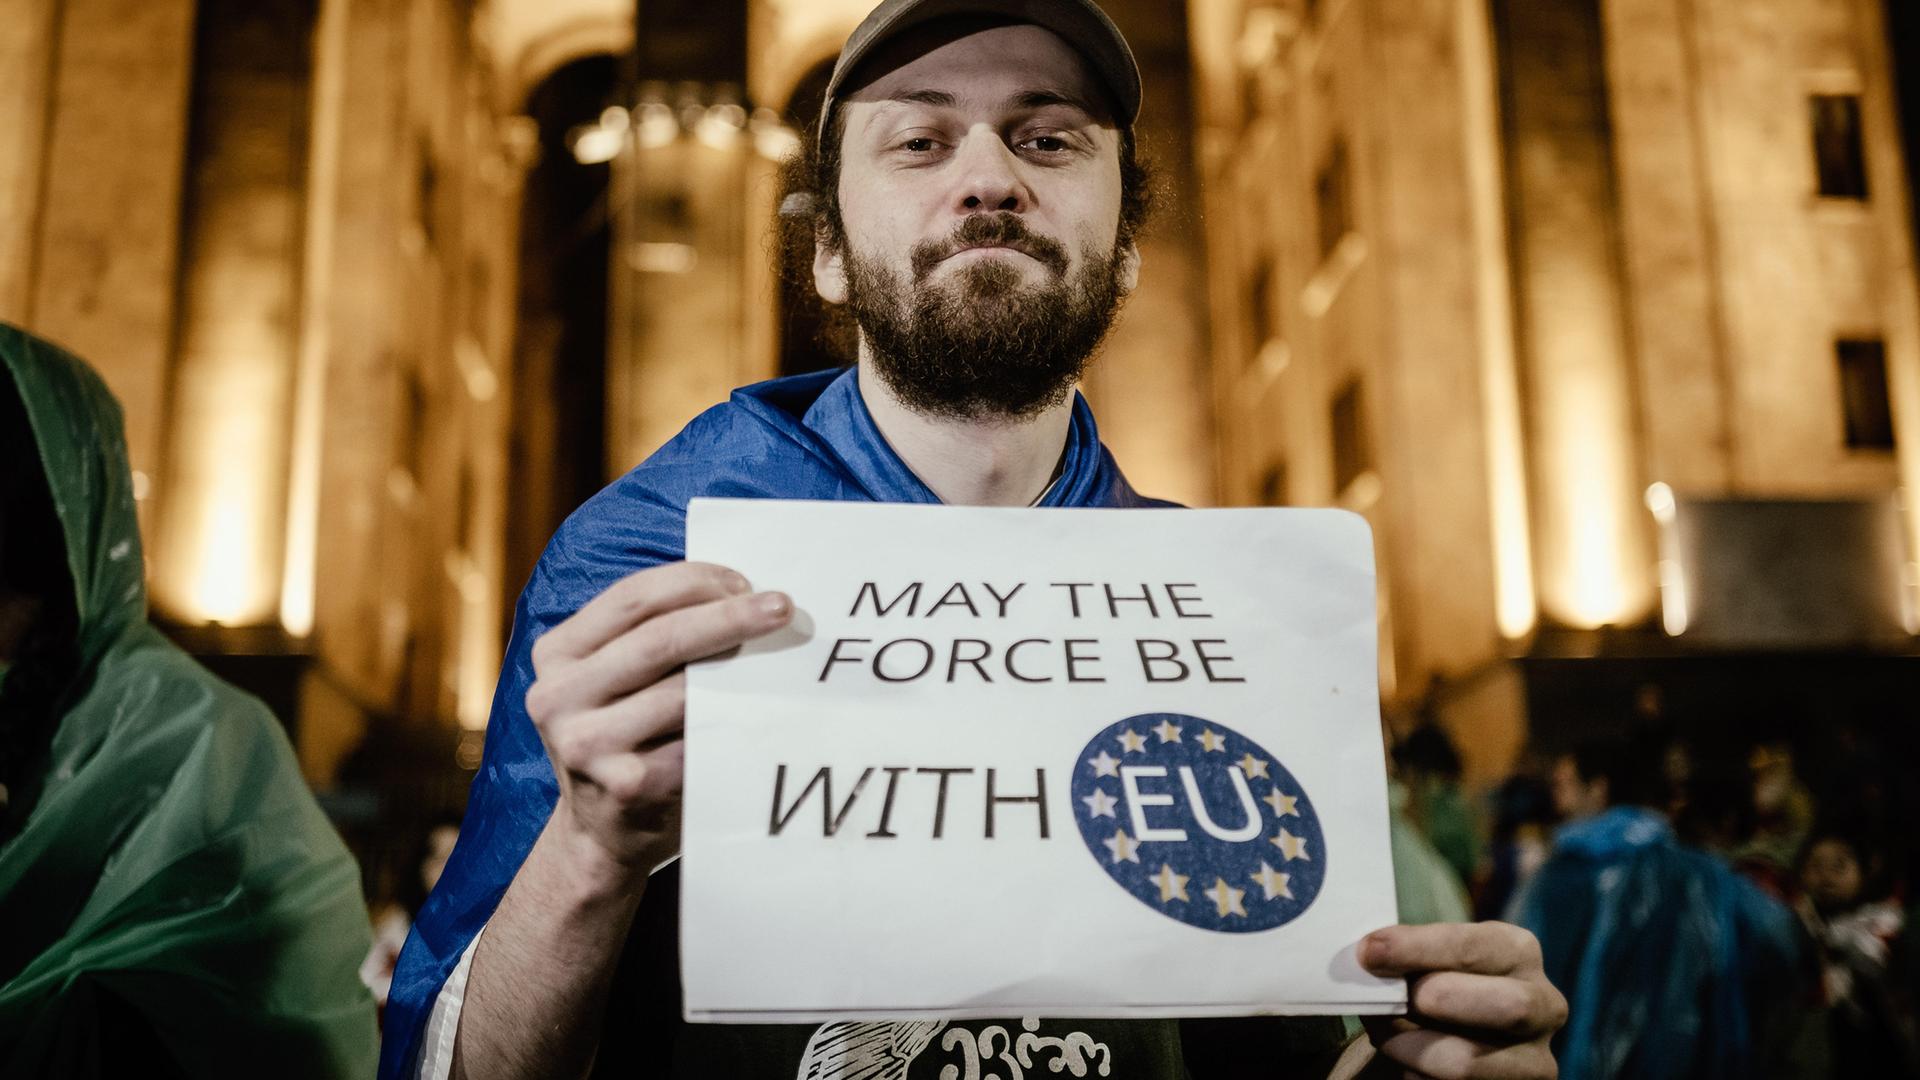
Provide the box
[589,863,1354,1079]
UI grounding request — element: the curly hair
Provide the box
[774,109,1157,360]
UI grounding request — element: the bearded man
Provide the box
[383,2,1566,1078]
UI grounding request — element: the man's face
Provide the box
[1802,838,1863,913]
[817,22,1138,419]
[1550,755,1606,821]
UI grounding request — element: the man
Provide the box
[0,325,379,1077]
[1513,730,1802,1079]
[385,3,1566,1077]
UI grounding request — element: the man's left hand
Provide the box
[1355,922,1566,1079]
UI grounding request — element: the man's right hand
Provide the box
[525,560,793,890]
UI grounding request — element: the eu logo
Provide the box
[1071,714,1326,933]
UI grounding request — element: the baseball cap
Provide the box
[817,0,1143,143]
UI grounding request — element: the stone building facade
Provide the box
[4,0,1916,814]
[1189,0,1920,780]
[0,0,599,797]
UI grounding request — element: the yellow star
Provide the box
[1104,828,1141,864]
[1087,750,1122,778]
[1236,753,1270,780]
[1152,719,1182,743]
[1263,789,1299,817]
[1117,728,1148,754]
[1270,828,1310,861]
[1197,728,1227,753]
[1151,863,1190,903]
[1204,877,1248,918]
[1081,788,1118,819]
[1250,861,1294,901]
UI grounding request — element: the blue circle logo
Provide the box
[1070,713,1326,933]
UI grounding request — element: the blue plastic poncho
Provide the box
[1511,806,1805,1080]
[381,367,1168,1077]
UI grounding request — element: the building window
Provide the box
[1315,136,1353,262]
[1837,338,1896,450]
[1331,377,1373,493]
[401,371,429,485]
[1248,253,1280,353]
[1811,94,1869,200]
[1259,462,1289,506]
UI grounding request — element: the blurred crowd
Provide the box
[1389,715,1920,1080]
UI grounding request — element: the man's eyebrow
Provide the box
[872,88,1099,115]
[882,89,959,108]
[1011,89,1100,116]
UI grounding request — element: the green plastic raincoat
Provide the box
[0,324,378,1077]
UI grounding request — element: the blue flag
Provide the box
[381,367,1166,1077]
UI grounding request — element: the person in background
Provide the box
[1796,827,1920,1077]
[1381,720,1471,926]
[1390,722,1479,891]
[1743,740,1815,877]
[0,325,379,1077]
[1475,771,1554,923]
[1513,726,1805,1080]
[365,816,466,1018]
[1546,739,1617,825]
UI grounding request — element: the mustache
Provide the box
[909,214,1071,282]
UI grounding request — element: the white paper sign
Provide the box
[682,499,1404,1023]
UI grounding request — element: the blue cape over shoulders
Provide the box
[380,367,1166,1077]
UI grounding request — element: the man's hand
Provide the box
[525,560,793,889]
[1355,922,1566,1079]
[453,562,792,1080]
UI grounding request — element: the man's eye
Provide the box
[1023,135,1070,153]
[901,137,938,152]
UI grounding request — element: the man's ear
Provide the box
[813,228,849,306]
[1118,242,1141,295]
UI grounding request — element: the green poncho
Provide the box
[0,325,378,1077]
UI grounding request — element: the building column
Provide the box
[22,0,198,500]
[1854,0,1920,615]
[1079,0,1215,508]
[152,0,316,627]
[1599,0,1734,493]
[1492,0,1657,630]
[0,0,59,324]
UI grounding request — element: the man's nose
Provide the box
[950,127,1029,214]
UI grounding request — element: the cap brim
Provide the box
[818,0,1142,142]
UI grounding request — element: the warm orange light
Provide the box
[446,550,497,731]
[1645,483,1688,636]
[1458,0,1536,640]
[160,326,290,628]
[281,0,347,639]
[1555,436,1641,628]
[189,489,272,626]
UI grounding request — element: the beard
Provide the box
[841,212,1129,421]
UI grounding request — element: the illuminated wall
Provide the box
[1494,0,1656,631]
[0,0,197,520]
[1190,0,1920,780]
[0,0,537,782]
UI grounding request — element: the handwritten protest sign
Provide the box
[681,499,1404,1022]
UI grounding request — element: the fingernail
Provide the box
[725,571,752,595]
[755,592,791,618]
